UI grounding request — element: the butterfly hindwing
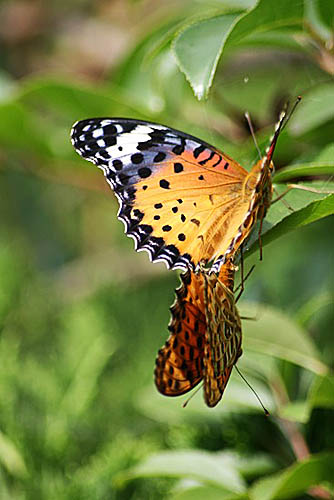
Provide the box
[154,270,206,396]
[202,263,242,407]
[155,261,242,406]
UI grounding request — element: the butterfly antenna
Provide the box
[182,383,203,408]
[281,95,302,132]
[235,366,270,416]
[245,111,262,160]
[265,96,302,164]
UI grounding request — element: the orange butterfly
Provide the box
[154,260,242,407]
[71,109,289,272]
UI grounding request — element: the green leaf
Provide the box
[274,163,334,183]
[247,182,334,255]
[121,450,246,492]
[315,143,334,162]
[173,14,240,99]
[308,374,334,409]
[289,83,334,135]
[235,31,304,50]
[173,0,304,99]
[174,485,248,500]
[240,302,328,375]
[172,452,276,499]
[296,291,333,326]
[250,452,334,500]
[226,0,303,46]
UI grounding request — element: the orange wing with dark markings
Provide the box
[202,262,242,407]
[71,116,286,272]
[154,270,206,396]
[154,261,242,406]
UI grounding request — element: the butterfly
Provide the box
[154,260,242,407]
[71,110,287,272]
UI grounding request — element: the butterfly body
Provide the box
[154,260,242,407]
[71,117,280,272]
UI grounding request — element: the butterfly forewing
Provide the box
[71,113,285,271]
[71,118,252,271]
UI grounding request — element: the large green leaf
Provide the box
[173,0,303,98]
[274,163,334,183]
[173,14,240,99]
[120,450,246,492]
[226,0,303,46]
[173,485,247,500]
[250,452,334,500]
[240,302,328,375]
[247,182,334,255]
[315,143,334,162]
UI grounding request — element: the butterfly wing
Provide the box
[202,262,242,407]
[154,270,206,396]
[201,110,288,272]
[154,261,242,406]
[71,118,250,271]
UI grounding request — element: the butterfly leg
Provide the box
[271,181,333,212]
[235,244,245,300]
[235,262,256,302]
[288,183,334,194]
[258,214,264,261]
[272,185,294,211]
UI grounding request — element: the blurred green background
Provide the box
[0,0,333,499]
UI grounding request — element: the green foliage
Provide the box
[0,0,333,498]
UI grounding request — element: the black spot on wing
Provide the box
[131,153,144,164]
[113,159,123,170]
[154,152,166,162]
[138,167,152,178]
[160,179,170,189]
[174,162,183,173]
